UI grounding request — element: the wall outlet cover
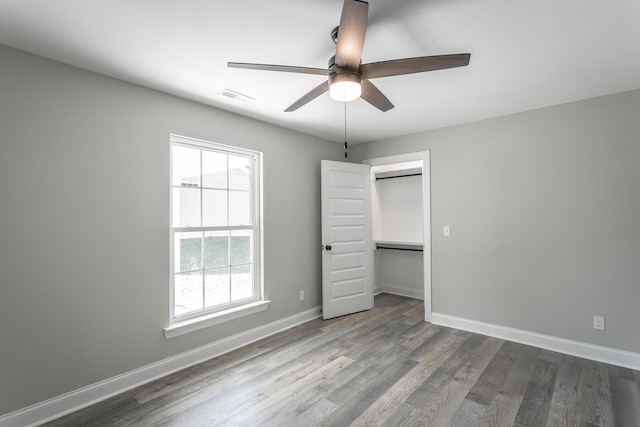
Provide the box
[593,316,605,330]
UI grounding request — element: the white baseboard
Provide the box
[0,307,322,427]
[382,285,424,300]
[432,313,640,371]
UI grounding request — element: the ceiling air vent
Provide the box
[217,89,255,103]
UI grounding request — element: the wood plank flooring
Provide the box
[43,294,640,426]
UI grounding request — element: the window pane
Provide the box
[231,264,253,301]
[172,145,200,187]
[230,230,252,265]
[205,267,230,307]
[229,155,250,190]
[202,150,227,189]
[175,271,203,316]
[204,231,229,269]
[175,231,202,273]
[202,189,227,226]
[229,190,250,225]
[173,187,201,227]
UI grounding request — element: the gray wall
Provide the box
[351,89,640,355]
[0,44,342,416]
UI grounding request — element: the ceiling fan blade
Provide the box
[360,79,394,112]
[284,80,330,112]
[335,0,369,70]
[360,53,471,79]
[228,62,329,76]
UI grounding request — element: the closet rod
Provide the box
[375,173,422,181]
[376,245,423,252]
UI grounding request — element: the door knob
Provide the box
[324,245,332,251]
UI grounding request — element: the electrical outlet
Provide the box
[299,291,304,301]
[443,226,451,237]
[593,316,605,330]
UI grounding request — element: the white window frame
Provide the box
[165,134,267,338]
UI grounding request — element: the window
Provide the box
[169,135,263,326]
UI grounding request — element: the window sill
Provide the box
[164,300,271,339]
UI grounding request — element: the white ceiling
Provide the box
[1,0,639,144]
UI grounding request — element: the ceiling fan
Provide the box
[228,0,471,112]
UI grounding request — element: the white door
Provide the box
[321,160,373,320]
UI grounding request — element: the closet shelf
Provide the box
[371,160,423,181]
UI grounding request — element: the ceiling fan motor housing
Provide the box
[329,70,361,86]
[328,55,362,78]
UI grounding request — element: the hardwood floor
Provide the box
[43,294,640,426]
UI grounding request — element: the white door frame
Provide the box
[363,151,432,322]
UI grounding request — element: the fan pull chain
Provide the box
[344,101,349,158]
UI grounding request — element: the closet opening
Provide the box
[363,152,431,322]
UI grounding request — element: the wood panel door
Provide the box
[321,160,373,320]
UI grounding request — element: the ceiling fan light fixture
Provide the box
[329,73,361,102]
